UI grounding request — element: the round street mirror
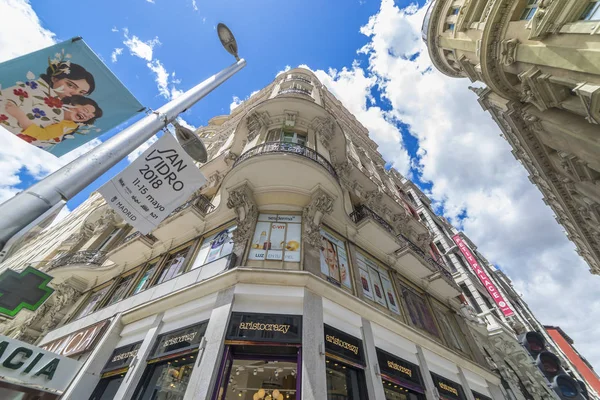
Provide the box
[173,122,208,163]
[217,23,239,61]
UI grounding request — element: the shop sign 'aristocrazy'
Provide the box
[323,325,365,366]
[376,348,423,389]
[0,335,82,394]
[226,312,302,343]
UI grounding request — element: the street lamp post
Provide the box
[0,23,245,250]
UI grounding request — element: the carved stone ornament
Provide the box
[499,38,519,66]
[93,208,122,233]
[311,116,335,149]
[224,151,239,166]
[302,188,335,248]
[226,183,258,247]
[246,111,271,142]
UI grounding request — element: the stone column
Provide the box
[183,287,235,400]
[458,367,477,400]
[302,289,327,400]
[227,183,258,267]
[62,315,124,400]
[301,187,335,276]
[360,318,386,400]
[415,345,439,400]
[112,313,164,400]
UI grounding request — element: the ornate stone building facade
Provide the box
[423,0,600,275]
[0,68,571,399]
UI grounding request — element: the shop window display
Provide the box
[382,380,422,400]
[319,228,352,289]
[191,226,236,269]
[398,284,440,338]
[326,359,368,400]
[134,356,195,400]
[89,375,125,400]
[356,251,401,314]
[248,214,301,262]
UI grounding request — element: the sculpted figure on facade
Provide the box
[227,183,259,253]
[302,188,335,248]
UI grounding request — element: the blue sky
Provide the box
[2,0,600,369]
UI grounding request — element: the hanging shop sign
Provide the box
[451,234,514,317]
[323,325,365,366]
[473,391,493,400]
[226,312,302,344]
[99,133,206,234]
[40,319,109,357]
[0,266,55,318]
[0,38,142,156]
[102,341,142,373]
[0,335,82,394]
[431,373,466,400]
[150,322,208,359]
[376,348,423,391]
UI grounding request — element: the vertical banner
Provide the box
[0,38,142,156]
[98,134,206,234]
[452,234,514,317]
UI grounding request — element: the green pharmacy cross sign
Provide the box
[0,267,54,317]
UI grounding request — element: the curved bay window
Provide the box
[248,214,302,263]
[133,322,208,400]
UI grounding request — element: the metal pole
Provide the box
[0,59,246,248]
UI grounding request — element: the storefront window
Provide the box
[89,375,125,400]
[398,284,440,338]
[221,358,298,400]
[356,252,401,315]
[132,260,160,295]
[249,214,301,262]
[319,229,352,289]
[105,273,136,306]
[75,285,111,319]
[326,359,368,400]
[376,348,425,400]
[134,323,207,400]
[191,226,236,269]
[153,245,193,286]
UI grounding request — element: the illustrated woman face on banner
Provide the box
[321,236,340,282]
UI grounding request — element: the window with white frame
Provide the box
[520,0,538,20]
[580,1,600,20]
[190,225,236,269]
[248,214,302,262]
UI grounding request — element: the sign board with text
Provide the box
[40,319,109,357]
[99,133,206,234]
[0,335,82,394]
[452,234,514,317]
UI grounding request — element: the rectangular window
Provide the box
[153,245,193,286]
[75,285,111,319]
[190,225,236,269]
[581,1,600,20]
[96,227,121,251]
[105,273,136,306]
[520,0,538,20]
[446,23,455,31]
[398,283,440,337]
[356,252,401,315]
[248,214,302,262]
[131,260,160,295]
[452,7,460,15]
[460,283,483,314]
[281,131,307,145]
[319,228,352,289]
[326,359,369,400]
[433,307,469,354]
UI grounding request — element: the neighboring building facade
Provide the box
[422,0,600,276]
[0,68,559,400]
[544,326,600,396]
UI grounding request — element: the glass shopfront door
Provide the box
[325,358,368,400]
[382,379,423,400]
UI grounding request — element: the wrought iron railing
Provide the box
[48,250,108,270]
[287,75,312,85]
[233,142,338,181]
[278,87,312,96]
[396,232,427,258]
[169,194,215,217]
[350,205,395,235]
[121,231,158,246]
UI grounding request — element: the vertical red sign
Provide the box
[452,234,514,317]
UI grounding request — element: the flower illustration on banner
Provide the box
[31,108,46,119]
[13,88,28,100]
[25,81,38,90]
[43,96,63,109]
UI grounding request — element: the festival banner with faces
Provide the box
[319,228,352,289]
[249,214,301,262]
[356,252,401,315]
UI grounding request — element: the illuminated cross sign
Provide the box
[0,266,54,317]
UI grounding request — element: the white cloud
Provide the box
[111,47,123,63]
[329,0,600,368]
[192,0,198,11]
[0,0,54,63]
[111,26,119,32]
[230,90,259,112]
[276,65,291,77]
[146,0,155,3]
[123,28,161,62]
